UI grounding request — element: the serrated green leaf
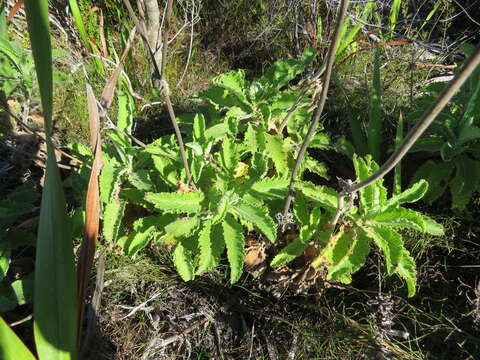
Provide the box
[199,86,243,109]
[124,215,176,256]
[103,199,126,243]
[259,48,317,95]
[204,122,228,141]
[243,123,259,153]
[250,177,289,200]
[353,155,387,212]
[108,90,133,148]
[364,225,403,274]
[213,70,249,105]
[211,191,232,224]
[309,133,330,149]
[164,217,201,239]
[220,138,239,173]
[251,152,268,178]
[420,215,444,236]
[363,225,416,297]
[231,200,276,242]
[211,222,226,261]
[295,181,338,213]
[304,156,329,179]
[396,249,417,297]
[128,170,155,192]
[271,238,308,267]
[145,191,205,214]
[172,242,195,281]
[193,113,206,142]
[382,180,428,211]
[265,133,288,175]
[326,229,371,284]
[151,154,179,187]
[121,188,154,209]
[222,215,245,284]
[367,208,424,231]
[99,161,123,204]
[196,221,216,274]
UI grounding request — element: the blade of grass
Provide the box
[389,0,402,31]
[335,2,374,59]
[68,0,104,74]
[24,1,77,358]
[418,2,441,32]
[367,48,382,163]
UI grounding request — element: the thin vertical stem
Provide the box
[282,0,350,217]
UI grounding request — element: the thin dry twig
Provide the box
[140,316,208,359]
[9,314,33,327]
[118,291,163,320]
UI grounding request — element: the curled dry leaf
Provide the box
[76,83,103,344]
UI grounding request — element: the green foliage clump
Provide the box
[275,155,443,297]
[0,183,38,312]
[86,48,444,297]
[409,44,480,209]
[95,49,331,283]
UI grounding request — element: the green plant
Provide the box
[273,155,443,297]
[0,1,77,358]
[408,44,480,209]
[335,48,384,161]
[95,49,330,283]
[0,12,72,109]
[0,183,38,313]
[93,42,446,297]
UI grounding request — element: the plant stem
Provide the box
[158,0,195,188]
[345,44,480,194]
[277,63,326,134]
[282,0,350,217]
[123,0,195,188]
